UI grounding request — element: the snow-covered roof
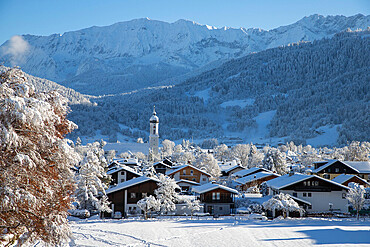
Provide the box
[104,142,150,155]
[106,176,159,194]
[290,195,311,205]
[192,182,238,194]
[150,107,159,123]
[265,173,349,190]
[166,164,211,177]
[176,179,200,186]
[345,161,370,174]
[218,160,239,172]
[232,167,270,177]
[153,161,172,168]
[332,174,370,185]
[235,171,280,185]
[107,164,142,176]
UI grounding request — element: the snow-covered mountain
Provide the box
[1,14,369,95]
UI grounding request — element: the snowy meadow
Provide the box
[66,216,370,247]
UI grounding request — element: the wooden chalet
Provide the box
[219,161,245,177]
[106,176,159,217]
[153,161,172,175]
[332,174,370,188]
[192,183,238,215]
[166,164,211,184]
[312,160,370,181]
[232,167,272,178]
[107,164,142,186]
[176,179,200,193]
[235,171,280,191]
[266,173,350,213]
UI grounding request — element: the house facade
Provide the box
[167,164,211,184]
[235,171,280,191]
[266,173,350,213]
[106,176,159,217]
[107,164,142,186]
[312,160,370,182]
[192,183,238,215]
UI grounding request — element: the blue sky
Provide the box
[0,0,369,44]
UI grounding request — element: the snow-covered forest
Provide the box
[67,29,369,145]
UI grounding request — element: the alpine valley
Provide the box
[0,14,369,146]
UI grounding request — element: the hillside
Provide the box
[0,14,369,95]
[67,29,370,146]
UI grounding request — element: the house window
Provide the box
[308,205,312,209]
[324,174,330,179]
[142,193,147,198]
[342,193,346,199]
[130,193,136,198]
[314,181,319,186]
[219,207,223,210]
[121,171,125,175]
[190,170,193,175]
[307,181,311,186]
[212,192,220,200]
[293,192,297,197]
[183,170,186,175]
[120,179,125,183]
[203,178,206,181]
[129,207,132,210]
[303,193,307,197]
[335,168,339,173]
[308,193,312,197]
[303,181,307,186]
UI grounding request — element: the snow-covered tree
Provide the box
[0,67,79,245]
[346,182,366,220]
[214,144,229,161]
[155,174,180,215]
[185,199,201,219]
[263,193,303,218]
[193,153,221,179]
[162,139,175,157]
[343,141,370,161]
[137,137,144,143]
[75,142,110,214]
[230,144,251,167]
[262,148,288,175]
[260,182,269,196]
[137,195,160,220]
[134,152,147,162]
[140,162,157,178]
[119,152,130,159]
[246,185,260,194]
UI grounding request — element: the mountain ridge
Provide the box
[1,14,369,95]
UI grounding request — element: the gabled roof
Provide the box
[176,179,201,186]
[312,160,360,174]
[192,182,238,194]
[166,164,211,177]
[153,161,172,168]
[332,174,370,185]
[106,176,159,194]
[345,161,370,174]
[107,164,142,176]
[235,171,280,185]
[232,167,270,177]
[265,173,349,190]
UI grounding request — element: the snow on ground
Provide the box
[66,217,370,247]
[194,88,211,104]
[220,99,255,108]
[306,125,340,147]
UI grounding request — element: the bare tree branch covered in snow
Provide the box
[155,174,180,215]
[263,193,303,218]
[346,182,366,220]
[137,195,160,220]
[0,67,79,246]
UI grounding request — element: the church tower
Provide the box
[149,106,159,155]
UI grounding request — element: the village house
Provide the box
[176,179,200,193]
[265,173,350,213]
[153,160,173,175]
[106,176,159,217]
[192,182,238,215]
[219,160,246,177]
[231,167,271,178]
[107,164,142,186]
[166,164,211,184]
[312,160,370,181]
[235,171,280,191]
[332,174,370,188]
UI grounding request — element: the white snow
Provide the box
[194,88,211,103]
[220,98,255,108]
[66,217,370,246]
[306,125,340,147]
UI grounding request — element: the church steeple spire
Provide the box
[149,105,159,155]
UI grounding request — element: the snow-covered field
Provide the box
[67,216,370,247]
